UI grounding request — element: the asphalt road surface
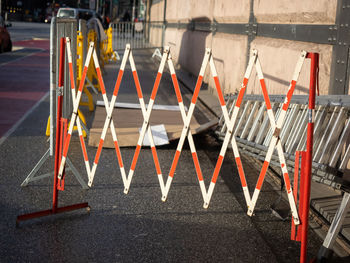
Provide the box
[7,21,50,42]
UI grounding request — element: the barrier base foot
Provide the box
[16,202,90,226]
[247,210,254,217]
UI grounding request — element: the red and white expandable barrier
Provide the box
[246,50,308,225]
[65,38,91,179]
[166,52,209,203]
[122,46,169,193]
[162,48,253,208]
[55,41,314,228]
[88,44,131,187]
[58,42,94,180]
[87,45,170,193]
[203,50,258,208]
[162,49,211,203]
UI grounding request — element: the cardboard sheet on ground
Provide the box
[88,106,210,148]
[140,124,169,146]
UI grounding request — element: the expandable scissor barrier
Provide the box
[19,36,320,262]
[216,60,350,261]
[216,79,350,262]
[57,40,319,218]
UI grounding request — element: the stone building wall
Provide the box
[149,0,338,96]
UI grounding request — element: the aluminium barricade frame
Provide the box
[20,17,88,189]
[216,94,350,192]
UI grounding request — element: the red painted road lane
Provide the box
[0,39,49,138]
[14,39,50,50]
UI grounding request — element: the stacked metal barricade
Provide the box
[216,94,350,192]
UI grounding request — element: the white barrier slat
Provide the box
[247,51,307,225]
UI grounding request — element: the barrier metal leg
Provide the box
[21,38,90,190]
[152,48,162,60]
[85,77,99,94]
[66,157,89,189]
[112,51,120,61]
[21,149,50,187]
[20,151,87,189]
[317,192,350,262]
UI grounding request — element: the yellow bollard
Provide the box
[46,116,51,136]
[77,31,83,82]
[78,30,97,111]
[105,27,117,62]
[46,110,87,137]
[86,29,100,93]
[99,26,117,64]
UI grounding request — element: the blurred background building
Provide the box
[0,0,146,23]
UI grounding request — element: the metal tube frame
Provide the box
[16,38,89,225]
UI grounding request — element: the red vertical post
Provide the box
[291,151,300,241]
[53,38,66,213]
[296,151,307,242]
[300,52,319,263]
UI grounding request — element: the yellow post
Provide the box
[105,27,117,63]
[46,111,87,137]
[46,116,50,136]
[78,30,94,111]
[86,29,100,93]
[107,27,114,56]
[99,26,117,64]
[77,31,83,82]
